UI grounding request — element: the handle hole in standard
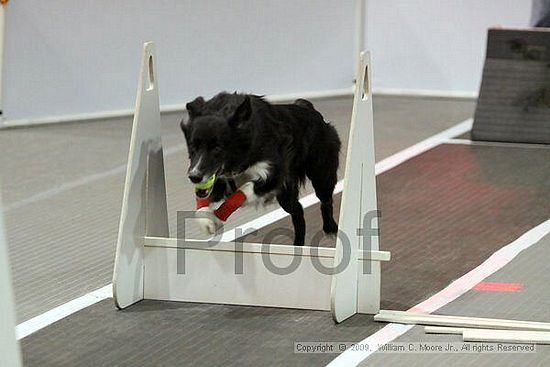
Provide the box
[361,65,369,101]
[147,55,155,91]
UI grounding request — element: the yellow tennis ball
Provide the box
[194,174,216,191]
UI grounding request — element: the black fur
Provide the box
[180,92,341,246]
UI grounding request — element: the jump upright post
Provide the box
[112,42,389,323]
[0,188,23,367]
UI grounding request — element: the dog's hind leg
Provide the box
[307,147,339,234]
[310,175,338,235]
[276,184,305,246]
[306,123,340,235]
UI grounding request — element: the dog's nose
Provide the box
[188,174,203,184]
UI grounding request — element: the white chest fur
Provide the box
[244,161,271,182]
[240,161,272,206]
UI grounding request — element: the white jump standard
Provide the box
[0,189,23,367]
[112,42,390,323]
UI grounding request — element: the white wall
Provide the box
[366,0,532,96]
[3,1,535,123]
[2,1,356,122]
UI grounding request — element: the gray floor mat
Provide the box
[20,299,382,367]
[19,143,550,367]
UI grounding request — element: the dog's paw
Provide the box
[196,208,223,235]
[323,220,338,235]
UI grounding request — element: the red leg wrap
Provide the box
[214,191,246,221]
[195,196,210,209]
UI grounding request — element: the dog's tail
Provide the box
[294,98,315,110]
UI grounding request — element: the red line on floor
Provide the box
[473,281,523,292]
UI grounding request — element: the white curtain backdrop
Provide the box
[367,0,532,95]
[3,1,356,121]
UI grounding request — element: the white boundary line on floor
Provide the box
[14,118,473,339]
[373,119,472,174]
[327,220,550,367]
[3,121,475,213]
[4,143,186,212]
[15,285,112,340]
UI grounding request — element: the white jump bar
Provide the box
[375,310,550,331]
[144,237,391,262]
[425,326,550,345]
[463,329,550,345]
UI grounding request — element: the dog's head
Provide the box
[180,93,252,184]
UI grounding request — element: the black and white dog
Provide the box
[180,92,341,246]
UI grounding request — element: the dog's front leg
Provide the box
[212,182,255,222]
[194,181,267,235]
[239,181,259,205]
[192,183,252,236]
[195,195,224,235]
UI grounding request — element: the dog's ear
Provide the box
[228,96,252,127]
[186,96,205,119]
